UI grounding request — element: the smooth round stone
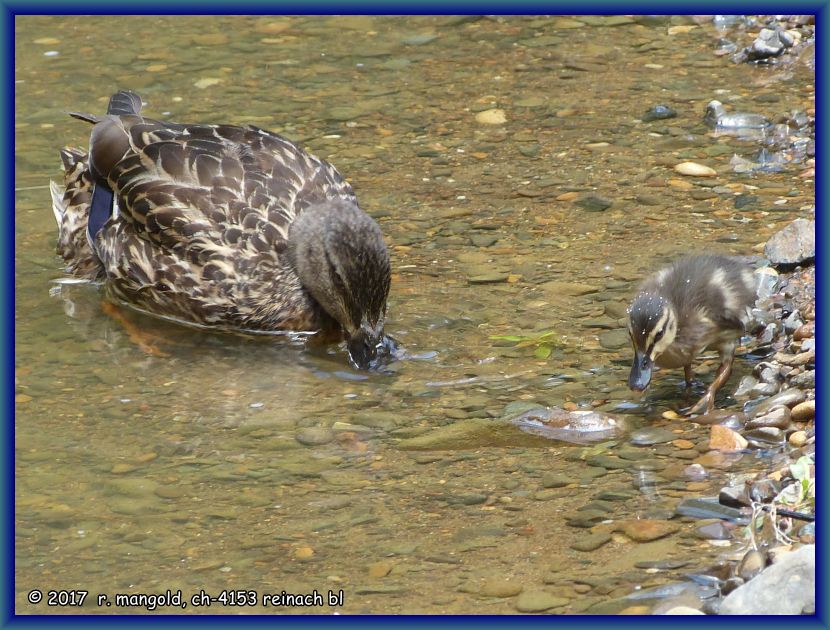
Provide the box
[515,591,569,613]
[737,549,767,581]
[598,329,628,349]
[570,532,612,552]
[480,578,523,598]
[468,273,509,284]
[674,162,716,177]
[642,105,677,122]
[541,473,572,488]
[295,427,336,446]
[475,109,506,125]
[619,519,679,542]
[695,521,732,540]
[788,430,808,447]
[746,406,791,430]
[791,400,815,421]
[575,194,613,212]
[533,489,563,501]
[585,455,629,470]
[630,427,676,445]
[104,477,160,498]
[565,509,608,528]
[154,485,185,499]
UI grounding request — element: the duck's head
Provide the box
[289,199,393,369]
[627,292,677,391]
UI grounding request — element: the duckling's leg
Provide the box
[100,300,171,357]
[684,365,694,388]
[687,344,736,415]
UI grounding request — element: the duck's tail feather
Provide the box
[107,90,143,116]
[52,147,105,280]
[68,90,143,125]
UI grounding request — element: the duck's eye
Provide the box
[655,329,664,342]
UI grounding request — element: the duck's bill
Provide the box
[347,332,400,371]
[628,351,653,392]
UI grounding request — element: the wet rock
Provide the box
[468,273,509,284]
[764,218,815,266]
[397,418,542,451]
[789,430,808,447]
[471,234,498,247]
[480,578,523,598]
[773,349,814,367]
[575,194,613,212]
[734,194,759,209]
[745,427,784,446]
[630,427,676,446]
[571,532,612,552]
[708,425,748,452]
[675,499,743,521]
[674,162,716,177]
[783,310,804,333]
[598,329,628,350]
[541,473,571,488]
[510,407,625,443]
[683,463,708,481]
[642,105,677,122]
[751,382,779,397]
[734,375,758,397]
[368,560,395,577]
[751,388,807,415]
[475,109,506,125]
[748,479,782,504]
[718,485,749,508]
[564,509,608,528]
[789,399,814,422]
[539,280,601,296]
[793,322,815,341]
[745,27,791,62]
[295,427,336,446]
[515,590,569,613]
[618,519,679,542]
[745,406,791,430]
[721,546,814,614]
[695,521,732,540]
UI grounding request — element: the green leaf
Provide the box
[534,345,552,360]
[790,455,813,483]
[490,335,526,342]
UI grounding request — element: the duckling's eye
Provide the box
[655,329,664,342]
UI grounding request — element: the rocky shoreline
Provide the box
[663,14,816,616]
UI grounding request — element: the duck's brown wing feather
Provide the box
[96,118,356,263]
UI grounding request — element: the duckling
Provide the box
[627,255,756,414]
[51,90,392,368]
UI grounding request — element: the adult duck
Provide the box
[51,90,393,368]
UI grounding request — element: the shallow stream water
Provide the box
[15,15,814,614]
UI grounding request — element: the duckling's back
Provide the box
[643,255,756,332]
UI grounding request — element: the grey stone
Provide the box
[764,218,815,266]
[570,532,612,552]
[790,370,815,389]
[734,375,758,397]
[720,545,814,614]
[575,194,613,212]
[515,590,569,612]
[598,329,628,350]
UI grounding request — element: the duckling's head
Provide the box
[289,199,392,369]
[627,292,678,391]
